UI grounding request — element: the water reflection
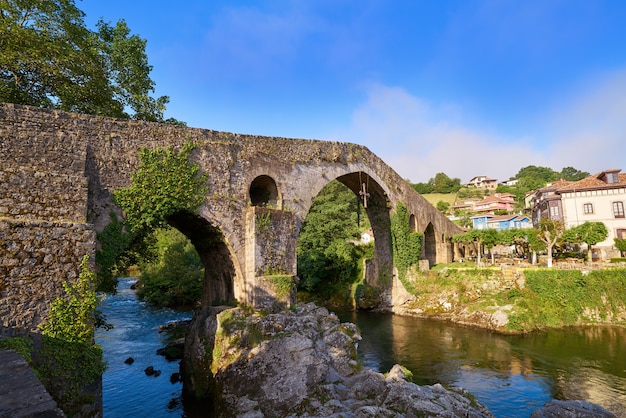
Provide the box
[340,311,626,417]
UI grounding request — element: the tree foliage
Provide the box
[114,140,208,233]
[40,255,99,343]
[493,165,589,209]
[136,227,204,308]
[410,172,461,194]
[297,180,368,294]
[615,238,626,257]
[436,200,450,214]
[0,0,173,121]
[564,222,609,261]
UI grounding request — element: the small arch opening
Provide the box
[249,175,279,207]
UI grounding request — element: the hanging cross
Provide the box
[359,182,370,208]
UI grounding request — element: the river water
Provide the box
[339,310,626,417]
[96,278,192,417]
[97,279,626,417]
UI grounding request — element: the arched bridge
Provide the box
[0,103,461,333]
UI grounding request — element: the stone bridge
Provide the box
[0,103,461,334]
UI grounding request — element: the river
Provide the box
[97,279,626,417]
[96,278,192,417]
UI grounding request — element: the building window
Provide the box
[613,201,625,218]
[550,206,559,217]
[583,203,593,214]
[617,229,626,240]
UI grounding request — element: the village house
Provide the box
[471,193,516,213]
[526,179,573,225]
[471,214,532,230]
[466,175,498,190]
[528,169,626,259]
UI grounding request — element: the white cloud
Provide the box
[340,84,540,183]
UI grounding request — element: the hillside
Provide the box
[420,193,457,207]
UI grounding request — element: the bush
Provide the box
[508,269,626,332]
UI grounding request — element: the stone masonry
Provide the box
[0,102,461,334]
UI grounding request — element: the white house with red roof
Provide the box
[466,175,498,190]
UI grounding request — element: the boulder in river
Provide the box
[183,302,494,417]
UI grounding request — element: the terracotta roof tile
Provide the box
[557,170,626,192]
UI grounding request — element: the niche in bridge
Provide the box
[409,213,418,233]
[423,222,437,267]
[249,175,280,207]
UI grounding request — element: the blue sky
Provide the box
[80,0,626,183]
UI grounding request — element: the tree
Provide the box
[431,172,462,194]
[137,227,204,308]
[297,180,364,293]
[615,238,626,257]
[436,200,450,214]
[481,229,500,264]
[411,182,433,194]
[0,0,171,121]
[410,172,461,195]
[565,222,608,262]
[453,229,485,264]
[559,166,589,182]
[515,165,559,184]
[535,219,565,268]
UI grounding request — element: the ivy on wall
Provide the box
[114,139,209,232]
[390,203,423,286]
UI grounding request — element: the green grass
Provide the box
[421,193,458,206]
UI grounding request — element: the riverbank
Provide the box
[390,265,626,334]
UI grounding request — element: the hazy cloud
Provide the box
[341,84,539,183]
[546,69,626,175]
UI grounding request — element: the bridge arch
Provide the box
[166,211,239,306]
[332,172,393,286]
[422,222,437,267]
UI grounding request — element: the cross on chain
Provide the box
[359,182,370,208]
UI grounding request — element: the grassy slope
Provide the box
[420,193,457,207]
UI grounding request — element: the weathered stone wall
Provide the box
[0,220,96,335]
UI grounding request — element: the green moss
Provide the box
[0,337,33,362]
[267,275,294,298]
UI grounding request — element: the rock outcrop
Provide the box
[530,399,616,417]
[183,303,494,417]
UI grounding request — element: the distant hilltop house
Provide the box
[500,178,519,187]
[527,168,626,259]
[471,214,532,230]
[466,175,498,190]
